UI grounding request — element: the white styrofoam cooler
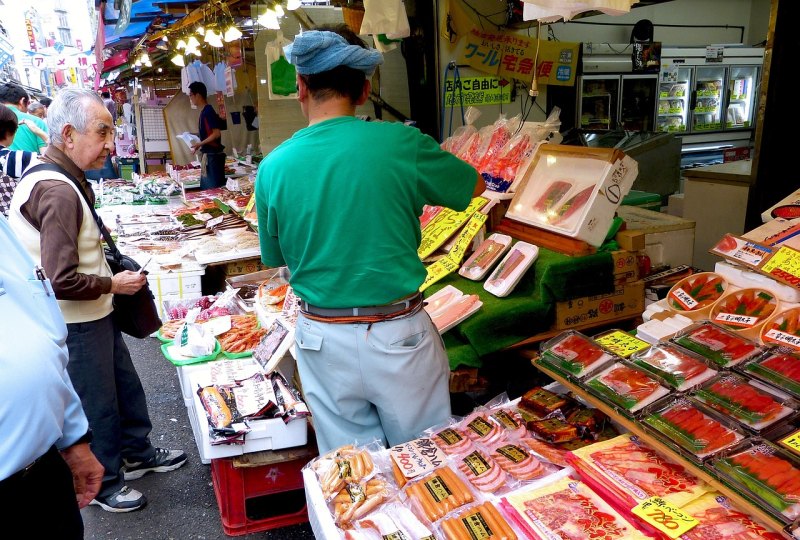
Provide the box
[188,369,307,464]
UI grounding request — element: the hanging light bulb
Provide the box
[186,35,201,49]
[204,29,223,47]
[176,38,187,50]
[140,52,150,64]
[257,9,280,29]
[274,5,285,17]
[223,25,242,42]
[171,53,185,67]
[286,0,301,10]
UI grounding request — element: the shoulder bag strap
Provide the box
[23,163,123,264]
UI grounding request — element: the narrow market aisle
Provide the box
[80,335,316,540]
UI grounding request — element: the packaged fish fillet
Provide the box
[631,342,717,391]
[483,241,538,298]
[458,233,512,281]
[537,331,615,379]
[712,440,800,523]
[584,362,671,416]
[691,372,798,433]
[424,285,482,334]
[672,322,764,368]
[743,348,800,399]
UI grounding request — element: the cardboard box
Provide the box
[616,206,696,269]
[554,280,645,330]
[224,258,269,277]
[506,144,638,247]
[612,250,639,284]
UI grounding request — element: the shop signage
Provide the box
[443,76,510,107]
[594,330,650,358]
[632,496,698,538]
[458,28,578,87]
[25,19,37,51]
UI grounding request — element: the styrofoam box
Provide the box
[147,268,205,297]
[188,370,307,464]
[176,362,213,408]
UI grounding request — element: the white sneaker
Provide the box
[89,486,147,513]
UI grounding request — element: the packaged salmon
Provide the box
[565,433,710,509]
[537,331,615,379]
[666,272,728,319]
[631,342,718,391]
[761,307,800,351]
[458,233,512,281]
[743,348,800,399]
[671,322,764,368]
[440,106,482,156]
[691,372,799,434]
[584,362,671,417]
[438,501,520,540]
[679,492,785,539]
[642,396,747,462]
[712,440,800,523]
[402,465,475,524]
[500,476,649,540]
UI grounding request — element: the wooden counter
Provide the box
[682,159,753,186]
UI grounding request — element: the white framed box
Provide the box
[188,370,308,464]
[506,144,638,246]
[147,267,205,297]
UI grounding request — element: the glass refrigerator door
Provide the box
[726,65,759,130]
[656,66,691,133]
[691,65,726,132]
[620,74,657,131]
[578,75,619,130]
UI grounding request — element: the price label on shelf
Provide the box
[418,197,487,260]
[761,246,800,287]
[632,497,698,538]
[419,256,460,292]
[244,194,256,213]
[595,330,650,358]
[780,429,800,456]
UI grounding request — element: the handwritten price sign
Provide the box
[595,330,650,358]
[762,246,800,287]
[632,496,698,538]
[780,429,800,456]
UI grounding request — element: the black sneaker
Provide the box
[90,486,147,513]
[123,448,188,480]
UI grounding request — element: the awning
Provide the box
[104,20,152,46]
[101,49,130,73]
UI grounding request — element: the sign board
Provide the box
[443,76,511,107]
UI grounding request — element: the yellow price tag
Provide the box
[632,497,698,538]
[762,246,800,286]
[595,330,651,358]
[780,429,800,456]
[419,256,460,292]
[448,213,487,264]
[244,193,256,213]
[418,197,487,260]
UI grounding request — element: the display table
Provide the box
[427,245,633,369]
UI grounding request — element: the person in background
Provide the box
[0,82,48,153]
[255,25,483,454]
[28,101,46,119]
[39,96,52,117]
[101,91,117,124]
[7,88,187,513]
[0,214,105,538]
[0,104,40,216]
[188,81,226,189]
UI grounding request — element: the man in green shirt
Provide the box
[256,25,482,453]
[0,83,48,153]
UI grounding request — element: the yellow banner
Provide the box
[458,28,578,86]
[418,197,487,260]
[420,256,460,292]
[448,213,488,264]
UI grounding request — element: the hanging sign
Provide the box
[25,19,37,51]
[444,76,511,107]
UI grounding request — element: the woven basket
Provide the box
[342,5,365,34]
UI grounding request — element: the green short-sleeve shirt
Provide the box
[8,109,47,153]
[256,117,477,308]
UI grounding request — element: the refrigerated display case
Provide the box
[576,72,657,132]
[656,67,691,133]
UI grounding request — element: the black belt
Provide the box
[300,292,423,318]
[3,446,55,483]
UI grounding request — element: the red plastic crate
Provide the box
[211,445,316,536]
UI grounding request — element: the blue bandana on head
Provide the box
[283,30,384,77]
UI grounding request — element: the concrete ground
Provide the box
[80,335,316,540]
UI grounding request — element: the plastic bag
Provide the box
[270,56,297,96]
[441,106,482,155]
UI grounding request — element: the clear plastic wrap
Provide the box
[482,241,538,298]
[440,106,482,156]
[679,492,786,539]
[451,446,513,495]
[518,386,579,418]
[349,503,436,540]
[710,287,779,334]
[584,361,671,416]
[309,443,381,501]
[712,440,800,523]
[438,501,520,540]
[483,438,558,482]
[743,348,800,398]
[474,114,520,173]
[691,372,799,433]
[426,419,476,456]
[537,331,615,379]
[455,408,507,447]
[666,272,728,319]
[458,233,512,281]
[671,322,765,368]
[424,285,482,334]
[642,396,748,462]
[761,307,800,351]
[630,342,718,391]
[402,465,476,524]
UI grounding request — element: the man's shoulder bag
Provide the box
[24,163,162,338]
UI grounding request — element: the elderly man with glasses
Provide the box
[0,82,48,153]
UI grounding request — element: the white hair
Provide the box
[47,88,105,145]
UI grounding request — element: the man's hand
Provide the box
[110,270,146,294]
[190,143,201,154]
[60,443,104,508]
